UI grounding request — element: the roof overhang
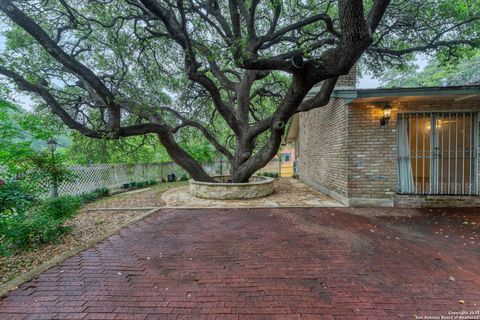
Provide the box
[285,85,480,141]
[334,85,480,104]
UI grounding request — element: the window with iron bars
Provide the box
[397,112,479,195]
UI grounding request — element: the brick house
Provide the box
[285,70,480,207]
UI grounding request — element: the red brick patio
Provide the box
[1,207,479,320]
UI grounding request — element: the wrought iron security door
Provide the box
[397,112,478,195]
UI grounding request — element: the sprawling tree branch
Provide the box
[0,0,122,128]
[0,0,478,182]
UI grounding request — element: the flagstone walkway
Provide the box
[161,178,344,208]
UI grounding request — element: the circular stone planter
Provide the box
[189,176,274,200]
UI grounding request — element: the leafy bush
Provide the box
[0,212,70,255]
[259,172,279,178]
[0,192,85,255]
[121,181,153,189]
[39,196,83,220]
[80,187,110,203]
[179,174,189,181]
[0,199,79,256]
[0,179,38,214]
[28,152,76,186]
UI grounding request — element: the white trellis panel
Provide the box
[0,158,273,197]
[48,163,159,196]
[53,160,229,196]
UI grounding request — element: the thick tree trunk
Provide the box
[156,132,215,182]
[229,121,286,183]
[230,132,283,183]
[228,77,315,183]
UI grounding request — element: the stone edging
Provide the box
[0,207,161,298]
[84,207,157,211]
[189,175,274,186]
[189,176,274,200]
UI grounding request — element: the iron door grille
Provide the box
[397,112,478,195]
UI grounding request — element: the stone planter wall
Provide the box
[189,176,274,200]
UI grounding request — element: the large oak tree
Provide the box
[0,0,478,182]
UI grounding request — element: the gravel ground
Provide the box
[0,181,187,285]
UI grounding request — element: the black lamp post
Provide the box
[47,139,57,153]
[47,139,58,197]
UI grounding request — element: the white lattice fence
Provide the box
[202,160,230,176]
[43,163,165,196]
[54,160,231,196]
[256,159,281,175]
[1,158,274,197]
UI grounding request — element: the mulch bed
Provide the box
[84,181,187,209]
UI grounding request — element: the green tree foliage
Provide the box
[0,0,478,181]
[379,50,480,88]
[0,100,35,172]
[24,152,76,188]
[65,130,220,164]
[0,99,66,173]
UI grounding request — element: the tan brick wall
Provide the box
[347,104,396,201]
[348,101,480,207]
[298,98,480,207]
[298,98,348,201]
[336,67,357,89]
[395,194,480,207]
[312,66,357,91]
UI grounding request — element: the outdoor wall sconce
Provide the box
[380,103,392,126]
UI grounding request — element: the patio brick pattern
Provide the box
[1,207,479,320]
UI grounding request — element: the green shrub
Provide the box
[38,195,82,220]
[137,181,146,188]
[80,187,110,203]
[0,211,71,255]
[259,172,279,178]
[0,194,84,255]
[0,180,38,214]
[79,192,97,204]
[148,180,158,185]
[95,187,110,197]
[179,174,189,181]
